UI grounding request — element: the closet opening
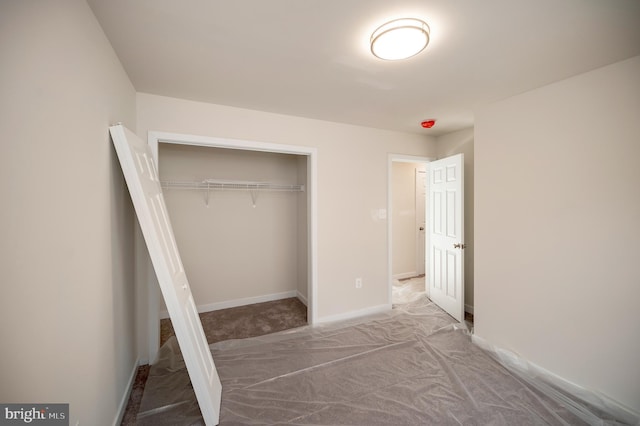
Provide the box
[147,132,317,362]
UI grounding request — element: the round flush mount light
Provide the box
[370,18,430,60]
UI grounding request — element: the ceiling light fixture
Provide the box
[370,18,430,60]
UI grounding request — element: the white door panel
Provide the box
[429,154,464,322]
[110,124,222,425]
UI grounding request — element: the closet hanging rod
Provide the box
[161,179,305,192]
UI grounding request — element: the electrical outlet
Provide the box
[355,278,363,289]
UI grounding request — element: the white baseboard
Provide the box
[471,335,640,424]
[160,290,298,319]
[393,272,418,280]
[317,303,392,324]
[296,291,308,306]
[113,357,140,426]
[464,304,474,315]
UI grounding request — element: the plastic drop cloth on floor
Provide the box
[392,277,426,304]
[137,296,632,425]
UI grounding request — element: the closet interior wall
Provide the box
[158,143,308,313]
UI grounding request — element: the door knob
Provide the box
[419,226,425,231]
[453,243,466,249]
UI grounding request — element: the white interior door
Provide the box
[428,154,464,322]
[415,169,427,275]
[110,124,222,425]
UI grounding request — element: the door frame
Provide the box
[146,131,318,362]
[387,154,434,305]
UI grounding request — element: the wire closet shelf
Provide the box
[160,179,305,207]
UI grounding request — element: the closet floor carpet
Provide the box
[160,297,307,346]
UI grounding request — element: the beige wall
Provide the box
[391,162,424,277]
[0,1,137,425]
[158,144,305,308]
[436,127,474,311]
[137,93,438,320]
[475,56,640,411]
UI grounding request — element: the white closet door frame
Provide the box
[146,131,318,363]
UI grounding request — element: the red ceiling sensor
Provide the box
[421,119,436,129]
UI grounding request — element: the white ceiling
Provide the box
[88,0,640,136]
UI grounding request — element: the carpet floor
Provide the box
[160,297,307,346]
[122,284,476,425]
[135,295,619,425]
